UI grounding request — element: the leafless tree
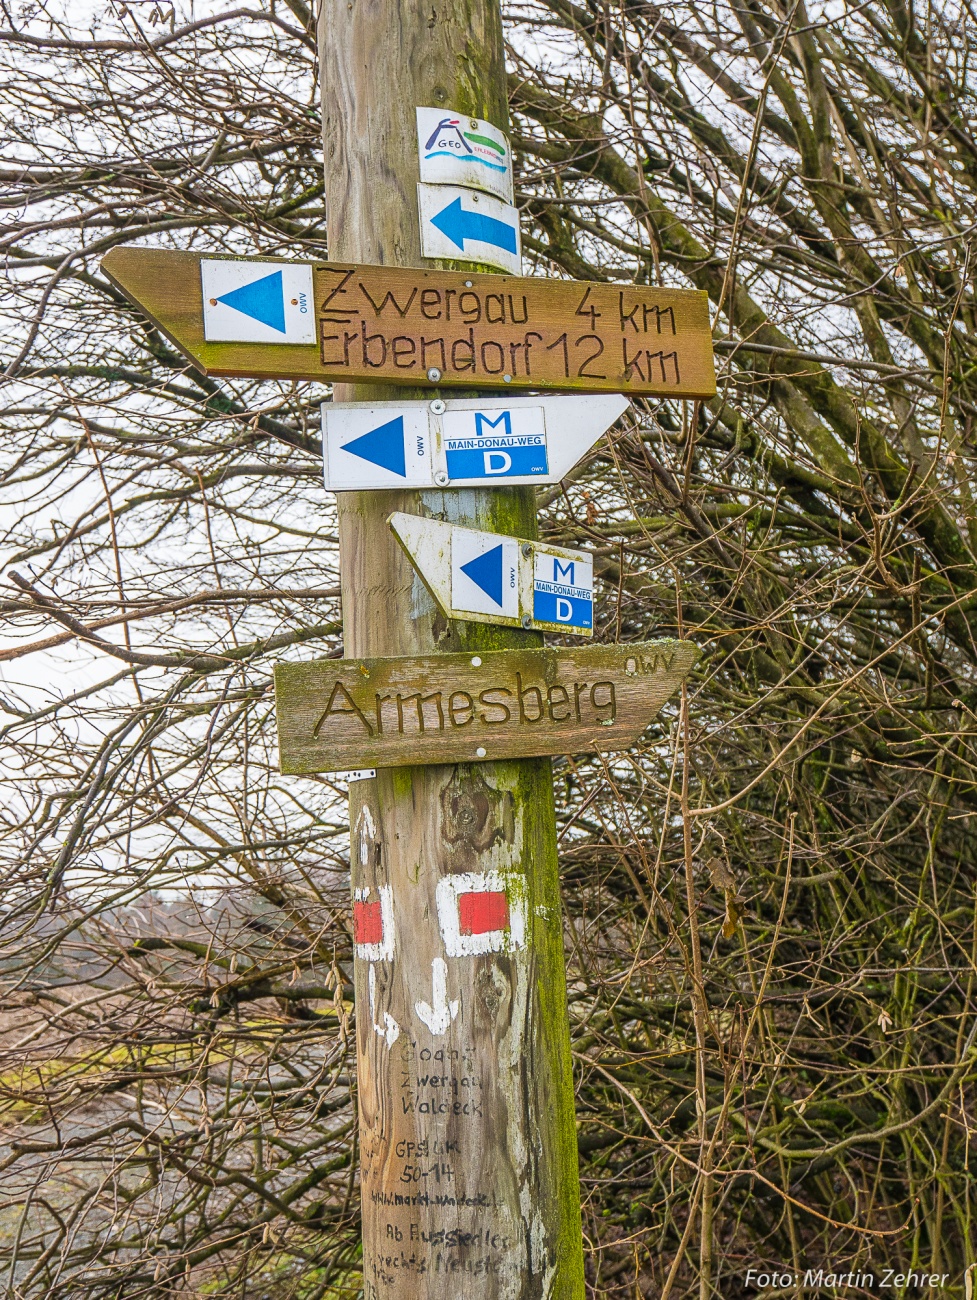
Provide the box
[1,0,975,1294]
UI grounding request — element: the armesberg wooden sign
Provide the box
[101,247,716,398]
[275,641,699,772]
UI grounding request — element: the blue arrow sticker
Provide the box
[430,197,518,255]
[216,270,286,333]
[340,416,407,477]
[460,544,504,607]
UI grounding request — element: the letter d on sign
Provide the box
[484,451,512,475]
[556,599,572,622]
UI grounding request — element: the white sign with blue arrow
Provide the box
[321,405,432,489]
[200,260,316,344]
[417,183,521,275]
[388,512,595,635]
[451,529,520,619]
[321,394,629,492]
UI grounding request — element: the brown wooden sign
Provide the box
[101,247,716,398]
[275,640,698,772]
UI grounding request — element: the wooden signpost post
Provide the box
[100,247,716,398]
[102,0,713,1285]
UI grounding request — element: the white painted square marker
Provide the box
[201,260,316,344]
[435,872,526,958]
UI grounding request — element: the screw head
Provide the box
[475,746,487,758]
[464,280,473,288]
[520,542,532,557]
[521,614,532,629]
[433,470,449,486]
[430,399,446,414]
[503,373,512,383]
[471,656,482,667]
[470,119,478,130]
[427,367,442,382]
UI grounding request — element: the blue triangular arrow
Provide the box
[460,544,504,606]
[216,270,286,333]
[340,417,406,477]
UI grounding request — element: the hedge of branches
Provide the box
[1,0,975,1294]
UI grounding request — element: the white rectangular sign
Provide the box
[389,512,595,636]
[201,259,316,344]
[321,394,630,492]
[451,530,520,619]
[533,550,594,631]
[321,405,431,490]
[417,183,521,276]
[442,405,547,480]
[416,107,514,203]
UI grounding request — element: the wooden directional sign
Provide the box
[275,640,698,773]
[322,393,628,490]
[101,247,716,397]
[389,511,595,634]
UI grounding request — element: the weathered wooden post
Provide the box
[317,4,585,1297]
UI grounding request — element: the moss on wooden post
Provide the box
[318,0,585,1294]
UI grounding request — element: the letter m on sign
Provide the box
[554,558,575,584]
[474,411,511,437]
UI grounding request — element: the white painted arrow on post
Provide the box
[368,963,401,1047]
[321,393,630,491]
[414,957,460,1035]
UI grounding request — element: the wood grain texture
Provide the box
[314,265,714,396]
[99,248,716,396]
[275,641,698,772]
[318,0,586,1294]
[350,760,581,1298]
